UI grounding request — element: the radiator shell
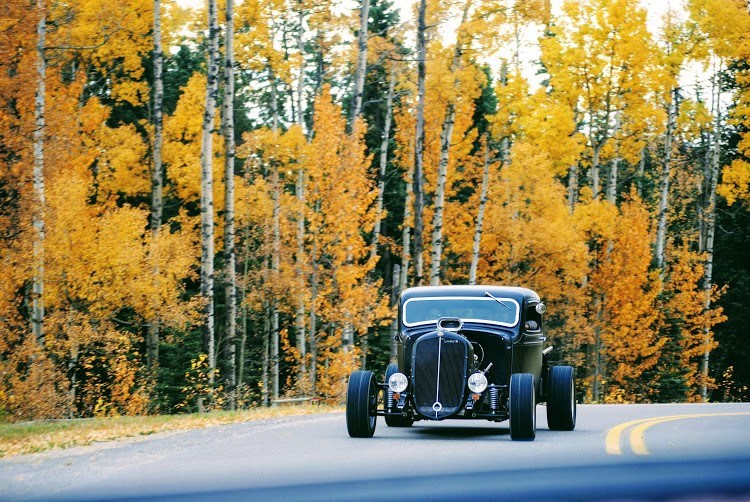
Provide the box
[411,331,472,420]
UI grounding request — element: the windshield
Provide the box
[402,296,520,327]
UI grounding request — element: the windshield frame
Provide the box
[402,296,521,328]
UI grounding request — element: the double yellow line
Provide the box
[605,412,750,456]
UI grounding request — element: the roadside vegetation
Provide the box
[0,404,341,458]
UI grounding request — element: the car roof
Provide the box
[399,285,540,305]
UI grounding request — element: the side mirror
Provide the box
[535,303,546,314]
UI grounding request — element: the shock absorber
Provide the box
[489,386,499,411]
[386,389,395,411]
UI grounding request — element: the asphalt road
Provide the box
[2,402,750,501]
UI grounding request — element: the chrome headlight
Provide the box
[467,372,488,393]
[388,372,408,393]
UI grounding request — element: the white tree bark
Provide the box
[701,64,721,402]
[295,170,306,375]
[223,0,237,410]
[606,156,619,205]
[271,166,280,403]
[428,105,455,286]
[269,72,281,403]
[401,163,414,292]
[412,0,427,286]
[429,0,471,286]
[147,0,165,372]
[200,0,220,384]
[32,0,46,345]
[349,0,370,129]
[370,71,395,263]
[469,140,491,285]
[294,5,307,381]
[655,88,677,279]
[296,6,305,130]
[567,163,578,212]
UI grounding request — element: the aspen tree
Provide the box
[147,0,164,372]
[429,0,471,286]
[223,0,238,409]
[412,0,426,286]
[32,0,47,345]
[700,64,721,401]
[200,0,220,389]
[349,0,370,130]
[370,71,396,263]
[468,138,491,285]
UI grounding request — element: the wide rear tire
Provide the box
[346,370,377,438]
[384,363,414,427]
[509,373,536,441]
[547,365,576,431]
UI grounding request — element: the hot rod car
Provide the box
[346,285,576,441]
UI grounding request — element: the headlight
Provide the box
[467,372,488,393]
[388,372,408,393]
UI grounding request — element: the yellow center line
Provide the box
[606,412,750,456]
[605,415,683,455]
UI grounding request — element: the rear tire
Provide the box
[547,365,576,431]
[509,373,536,441]
[346,370,377,438]
[384,363,413,427]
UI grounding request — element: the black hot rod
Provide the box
[346,285,576,441]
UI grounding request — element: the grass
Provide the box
[0,403,343,458]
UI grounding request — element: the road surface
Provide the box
[2,402,750,500]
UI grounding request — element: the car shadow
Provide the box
[409,424,510,439]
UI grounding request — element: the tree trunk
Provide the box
[701,66,721,402]
[271,165,280,403]
[32,0,46,345]
[269,71,281,403]
[296,6,305,130]
[237,231,251,402]
[593,295,603,402]
[469,139,491,285]
[591,142,602,200]
[567,163,578,213]
[310,239,319,396]
[147,0,165,371]
[348,0,370,130]
[605,113,622,205]
[401,162,414,292]
[293,5,307,383]
[606,156,619,205]
[412,0,427,286]
[262,298,270,406]
[295,170,307,379]
[655,88,677,279]
[390,263,400,360]
[429,103,455,286]
[429,0,470,286]
[370,71,395,263]
[223,0,237,410]
[200,0,220,386]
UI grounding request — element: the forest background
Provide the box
[1,0,749,421]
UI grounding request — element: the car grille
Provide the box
[412,332,468,419]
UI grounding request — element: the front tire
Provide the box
[384,363,413,427]
[346,370,377,438]
[509,373,536,441]
[547,365,576,431]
